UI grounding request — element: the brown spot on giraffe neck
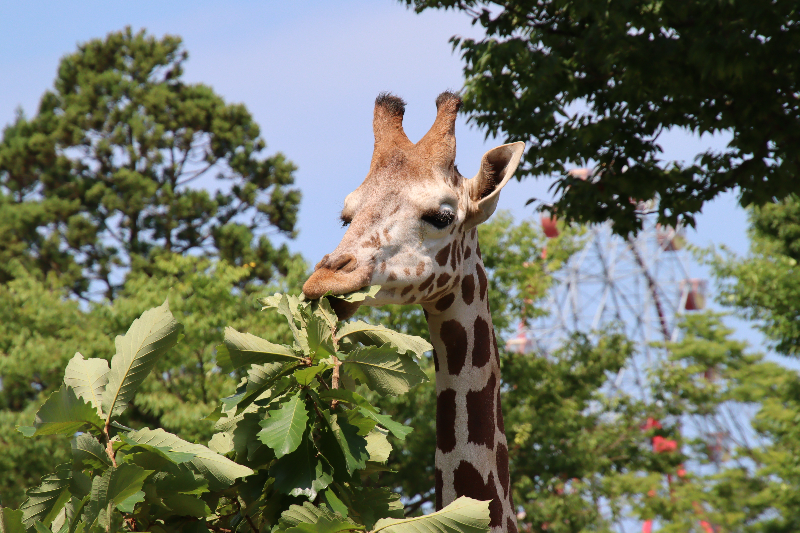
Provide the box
[436,272,451,288]
[453,462,503,529]
[400,284,414,297]
[476,263,488,301]
[435,244,451,266]
[437,389,457,453]
[435,293,456,312]
[466,373,496,449]
[387,271,397,282]
[464,246,472,260]
[419,272,436,292]
[472,316,492,368]
[416,261,426,276]
[461,274,475,305]
[439,320,468,375]
[497,442,510,498]
[435,468,444,510]
[496,386,505,433]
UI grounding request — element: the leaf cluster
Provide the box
[404,0,800,235]
[5,291,491,533]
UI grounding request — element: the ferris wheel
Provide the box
[507,186,706,394]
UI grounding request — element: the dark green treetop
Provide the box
[0,27,300,300]
[404,0,800,235]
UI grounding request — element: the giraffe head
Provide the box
[303,91,524,318]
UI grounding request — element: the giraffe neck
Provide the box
[423,236,517,533]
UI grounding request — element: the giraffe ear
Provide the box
[465,142,525,229]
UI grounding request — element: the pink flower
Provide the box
[653,436,678,453]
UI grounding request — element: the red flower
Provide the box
[653,436,678,453]
[642,417,662,431]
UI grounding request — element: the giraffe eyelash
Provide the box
[340,214,351,227]
[421,209,455,230]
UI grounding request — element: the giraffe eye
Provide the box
[421,208,455,230]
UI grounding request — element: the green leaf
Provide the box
[63,353,109,415]
[31,522,49,533]
[18,385,103,437]
[71,433,111,469]
[332,285,381,303]
[341,346,428,396]
[317,390,377,412]
[101,299,183,422]
[82,464,151,530]
[348,487,404,530]
[20,464,73,531]
[220,327,302,371]
[365,428,392,463]
[278,293,311,353]
[338,321,432,357]
[323,490,349,519]
[285,517,360,533]
[115,491,144,513]
[1,508,25,533]
[372,497,490,533]
[160,493,211,518]
[120,433,195,464]
[271,438,333,500]
[357,408,412,441]
[323,413,368,475]
[294,365,328,386]
[258,394,310,459]
[306,314,335,359]
[124,428,253,490]
[276,502,359,533]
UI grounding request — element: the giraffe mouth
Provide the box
[302,262,373,320]
[327,298,362,321]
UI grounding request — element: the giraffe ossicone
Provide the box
[303,91,524,533]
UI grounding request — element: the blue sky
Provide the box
[0,1,760,344]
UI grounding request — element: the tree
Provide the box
[0,27,303,506]
[712,194,800,357]
[0,27,300,300]
[403,0,800,235]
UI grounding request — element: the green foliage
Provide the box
[404,0,800,235]
[0,27,300,299]
[711,194,800,357]
[8,294,490,533]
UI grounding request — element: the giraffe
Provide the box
[303,91,524,533]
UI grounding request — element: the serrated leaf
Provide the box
[101,299,183,422]
[317,390,377,412]
[1,507,25,533]
[220,327,302,371]
[365,428,391,463]
[19,385,103,437]
[82,464,150,530]
[63,353,109,416]
[276,502,358,533]
[115,491,144,513]
[294,365,328,386]
[124,428,253,490]
[306,315,335,359]
[258,395,309,459]
[160,493,211,518]
[277,294,310,353]
[71,433,111,469]
[372,497,490,533]
[332,285,381,303]
[323,490,349,519]
[357,408,413,441]
[285,516,359,533]
[310,298,339,332]
[208,432,234,455]
[323,413,368,475]
[348,487,403,530]
[120,433,195,464]
[20,464,73,531]
[341,346,428,396]
[31,521,49,533]
[271,438,332,500]
[338,321,431,358]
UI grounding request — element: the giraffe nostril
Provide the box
[330,254,358,274]
[315,254,331,271]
